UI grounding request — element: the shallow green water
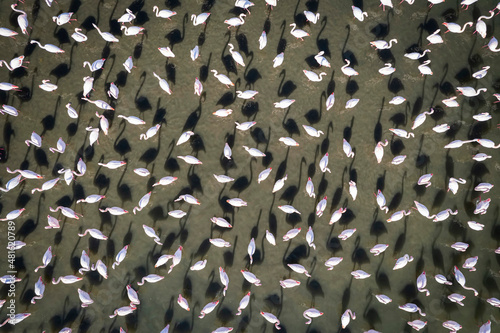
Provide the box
[0,0,499,332]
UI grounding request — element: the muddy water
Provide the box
[0,0,499,332]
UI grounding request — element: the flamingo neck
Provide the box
[460,23,471,32]
[0,60,13,71]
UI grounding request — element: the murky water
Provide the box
[0,0,499,332]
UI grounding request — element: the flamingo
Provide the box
[25,131,42,147]
[341,309,356,329]
[314,51,330,67]
[475,11,495,38]
[456,86,487,97]
[304,11,320,24]
[78,288,94,307]
[228,43,245,66]
[190,259,207,271]
[107,82,119,99]
[387,210,411,222]
[235,0,255,13]
[224,14,246,28]
[472,66,490,79]
[0,104,19,116]
[138,124,160,140]
[454,266,478,296]
[236,292,251,315]
[375,294,392,304]
[443,21,474,33]
[30,277,45,304]
[417,173,433,187]
[444,139,477,149]
[82,97,114,111]
[404,49,431,60]
[343,139,354,158]
[341,59,358,76]
[349,181,357,200]
[370,39,397,49]
[442,96,459,107]
[303,308,323,324]
[427,29,444,44]
[370,244,389,256]
[461,0,478,9]
[52,12,76,26]
[399,303,426,316]
[0,313,31,327]
[0,174,23,192]
[412,201,436,219]
[418,60,433,75]
[39,80,58,92]
[259,31,267,49]
[123,56,134,73]
[191,13,210,26]
[49,137,66,154]
[476,138,500,148]
[375,190,389,213]
[379,63,396,75]
[30,40,64,53]
[273,52,284,68]
[345,98,358,108]
[0,208,26,221]
[190,45,200,61]
[99,206,128,215]
[118,8,136,24]
[92,23,119,42]
[71,28,87,43]
[199,300,219,319]
[212,70,234,88]
[274,99,294,108]
[83,58,105,72]
[389,128,414,138]
[6,167,42,179]
[158,47,175,58]
[137,274,164,286]
[0,27,18,39]
[352,6,368,21]
[121,25,145,36]
[152,6,176,19]
[0,55,28,71]
[485,36,500,52]
[78,228,108,240]
[393,254,414,270]
[374,140,388,163]
[412,108,434,129]
[153,175,177,187]
[303,70,327,82]
[428,0,445,7]
[34,247,52,272]
[448,178,466,194]
[153,72,172,94]
[260,312,281,330]
[408,320,428,331]
[82,76,94,97]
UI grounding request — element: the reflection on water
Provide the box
[0,0,499,332]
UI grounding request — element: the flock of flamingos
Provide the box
[0,0,500,332]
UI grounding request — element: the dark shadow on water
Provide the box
[278,69,297,97]
[166,13,187,49]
